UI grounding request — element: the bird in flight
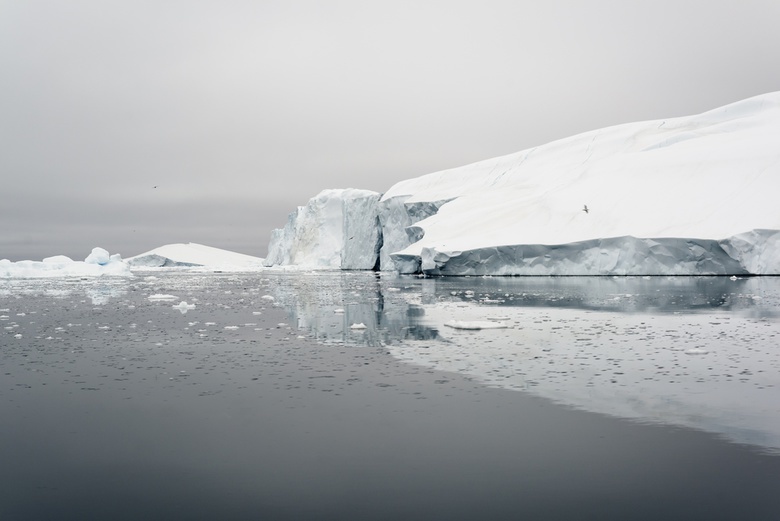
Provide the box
[583,204,589,214]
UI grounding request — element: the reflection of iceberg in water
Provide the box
[271,272,780,454]
[267,272,442,346]
[85,280,129,305]
[0,278,129,305]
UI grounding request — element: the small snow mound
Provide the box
[444,320,509,330]
[685,348,709,355]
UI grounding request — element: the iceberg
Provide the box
[265,92,780,275]
[126,243,264,270]
[264,189,382,270]
[0,247,131,278]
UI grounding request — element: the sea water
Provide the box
[1,272,779,520]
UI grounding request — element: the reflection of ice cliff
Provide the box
[271,272,780,454]
[265,93,780,275]
[267,272,442,347]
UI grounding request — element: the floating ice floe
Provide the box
[1,247,131,278]
[148,294,178,301]
[444,320,509,330]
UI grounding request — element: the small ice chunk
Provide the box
[350,323,368,329]
[84,247,111,265]
[444,320,509,330]
[172,301,196,313]
[685,348,709,355]
[148,294,178,301]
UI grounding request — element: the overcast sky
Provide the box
[2,0,779,260]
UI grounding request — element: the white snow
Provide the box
[126,243,264,270]
[265,92,780,275]
[0,248,131,278]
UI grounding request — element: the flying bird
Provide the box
[583,204,589,214]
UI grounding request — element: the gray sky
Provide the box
[2,0,779,261]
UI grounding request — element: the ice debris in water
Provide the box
[148,294,178,301]
[444,320,509,330]
[172,301,196,313]
[350,323,368,329]
[1,247,130,278]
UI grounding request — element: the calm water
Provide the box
[1,272,779,520]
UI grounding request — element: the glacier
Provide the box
[265,92,780,275]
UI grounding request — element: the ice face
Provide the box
[264,189,382,270]
[265,92,780,275]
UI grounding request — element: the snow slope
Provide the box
[126,243,264,269]
[265,92,780,275]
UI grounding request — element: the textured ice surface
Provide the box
[266,92,780,275]
[265,189,381,269]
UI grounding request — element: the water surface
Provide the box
[1,272,779,520]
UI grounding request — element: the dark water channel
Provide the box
[1,272,779,520]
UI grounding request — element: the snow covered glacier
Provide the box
[265,92,780,275]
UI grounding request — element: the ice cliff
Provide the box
[265,92,780,275]
[264,189,383,270]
